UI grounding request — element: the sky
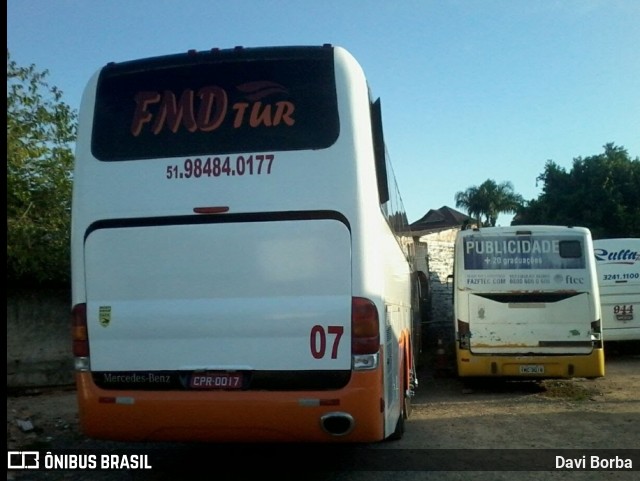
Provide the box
[7,0,640,226]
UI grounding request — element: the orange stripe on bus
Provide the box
[75,367,385,443]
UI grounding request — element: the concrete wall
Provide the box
[7,289,74,388]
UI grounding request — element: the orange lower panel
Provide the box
[75,368,384,443]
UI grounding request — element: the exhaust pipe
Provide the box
[320,412,355,436]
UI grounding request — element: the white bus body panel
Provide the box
[594,238,640,342]
[467,292,595,355]
[455,226,600,356]
[71,46,411,441]
[84,219,352,371]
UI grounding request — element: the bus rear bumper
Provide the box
[455,349,605,378]
[75,368,385,443]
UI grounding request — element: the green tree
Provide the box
[454,185,483,227]
[514,143,640,238]
[7,50,77,286]
[455,179,523,227]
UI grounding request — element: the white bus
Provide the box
[452,225,605,378]
[71,44,418,443]
[593,238,640,342]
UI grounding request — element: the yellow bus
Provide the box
[452,225,605,378]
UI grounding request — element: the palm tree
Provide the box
[455,179,523,227]
[482,180,524,226]
[454,186,483,227]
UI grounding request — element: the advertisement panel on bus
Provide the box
[461,234,587,291]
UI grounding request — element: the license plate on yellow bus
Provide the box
[190,372,243,389]
[519,365,544,375]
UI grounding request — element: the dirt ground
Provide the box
[7,343,640,480]
[408,343,640,448]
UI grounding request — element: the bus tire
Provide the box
[387,359,408,441]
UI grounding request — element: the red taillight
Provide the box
[72,303,89,357]
[351,297,380,355]
[457,319,470,336]
[457,319,470,350]
[193,206,229,214]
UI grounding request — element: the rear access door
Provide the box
[83,215,352,390]
[467,293,597,355]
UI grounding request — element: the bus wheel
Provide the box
[387,360,408,441]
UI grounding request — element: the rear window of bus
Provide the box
[91,49,339,161]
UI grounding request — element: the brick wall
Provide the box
[414,229,458,346]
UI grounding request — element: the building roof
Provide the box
[409,206,475,234]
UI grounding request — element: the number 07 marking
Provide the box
[310,325,344,359]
